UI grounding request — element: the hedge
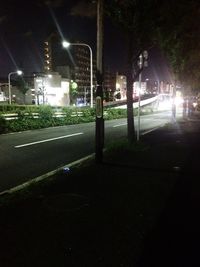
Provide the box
[0,104,153,134]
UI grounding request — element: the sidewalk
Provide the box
[138,117,200,267]
[0,116,200,266]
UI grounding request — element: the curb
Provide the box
[0,153,95,196]
[0,121,171,197]
[0,123,166,197]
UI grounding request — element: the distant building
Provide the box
[104,69,116,101]
[115,73,127,100]
[43,34,96,104]
[133,81,147,97]
[0,77,34,105]
[0,82,8,102]
[33,72,70,106]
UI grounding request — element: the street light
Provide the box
[8,70,23,104]
[62,40,93,108]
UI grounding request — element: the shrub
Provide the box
[0,115,7,134]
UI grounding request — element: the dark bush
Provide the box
[0,115,7,134]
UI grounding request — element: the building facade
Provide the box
[33,72,70,106]
[115,73,127,100]
[43,34,96,105]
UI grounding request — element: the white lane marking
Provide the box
[113,123,127,128]
[14,132,84,148]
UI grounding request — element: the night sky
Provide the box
[0,0,170,81]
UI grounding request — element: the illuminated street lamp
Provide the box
[8,70,23,104]
[62,40,93,108]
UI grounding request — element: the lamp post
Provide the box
[62,41,93,108]
[8,70,23,104]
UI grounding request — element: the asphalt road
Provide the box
[0,109,182,192]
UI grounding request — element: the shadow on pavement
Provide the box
[137,119,200,267]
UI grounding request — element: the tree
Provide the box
[16,77,30,104]
[105,0,200,142]
[154,0,200,92]
[70,81,78,105]
[105,0,157,142]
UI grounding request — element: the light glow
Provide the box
[62,41,70,48]
[175,96,184,106]
[17,70,23,75]
[116,83,120,89]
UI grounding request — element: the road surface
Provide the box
[0,110,182,192]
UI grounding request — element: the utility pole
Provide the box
[95,0,104,163]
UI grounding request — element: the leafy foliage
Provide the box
[70,82,79,105]
[0,115,7,134]
[105,0,157,51]
[15,77,30,103]
[105,0,158,142]
[0,103,154,134]
[154,0,200,89]
[105,0,200,91]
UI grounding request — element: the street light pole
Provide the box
[95,0,104,163]
[8,70,23,104]
[62,41,93,108]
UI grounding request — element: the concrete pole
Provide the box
[95,0,104,163]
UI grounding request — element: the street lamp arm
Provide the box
[8,70,23,104]
[8,72,17,79]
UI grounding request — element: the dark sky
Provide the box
[0,0,170,82]
[0,0,89,76]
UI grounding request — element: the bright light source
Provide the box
[62,41,70,48]
[193,102,197,108]
[17,70,23,75]
[116,83,120,89]
[175,91,183,106]
[175,96,184,106]
[71,82,78,89]
[36,79,42,82]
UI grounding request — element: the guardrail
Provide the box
[1,96,158,120]
[113,95,158,109]
[1,111,85,120]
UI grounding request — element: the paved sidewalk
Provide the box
[0,117,200,266]
[138,117,200,267]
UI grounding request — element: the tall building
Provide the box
[43,34,96,104]
[44,40,52,72]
